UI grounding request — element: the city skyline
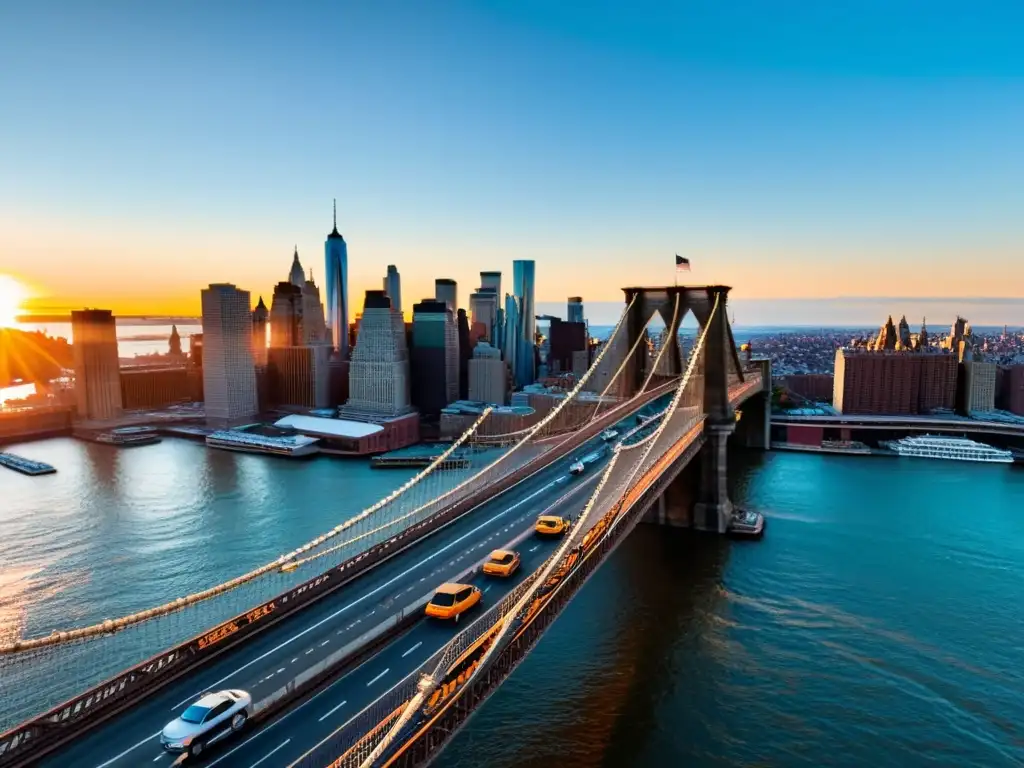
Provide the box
[2,2,1023,318]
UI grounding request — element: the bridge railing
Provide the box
[368,432,708,768]
[286,575,542,768]
[340,293,715,767]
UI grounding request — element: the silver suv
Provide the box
[161,689,252,757]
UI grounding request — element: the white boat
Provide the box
[206,431,320,457]
[882,434,1012,464]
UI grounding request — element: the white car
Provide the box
[569,460,585,475]
[601,429,619,442]
[161,689,252,756]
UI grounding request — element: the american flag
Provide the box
[675,254,690,271]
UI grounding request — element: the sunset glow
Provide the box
[0,276,27,327]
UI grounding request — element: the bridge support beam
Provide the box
[694,285,737,533]
[733,358,771,449]
[622,286,688,398]
[693,422,735,532]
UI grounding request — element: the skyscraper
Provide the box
[71,309,123,421]
[457,308,471,399]
[410,299,459,416]
[251,296,268,365]
[567,296,584,324]
[469,290,498,342]
[289,247,305,287]
[324,200,350,358]
[270,249,328,347]
[345,291,412,416]
[468,341,507,405]
[270,282,303,347]
[480,271,501,297]
[512,259,536,388]
[383,265,402,315]
[435,278,458,312]
[201,284,258,424]
[502,293,520,383]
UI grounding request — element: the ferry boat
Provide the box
[881,435,1013,464]
[206,430,320,457]
[728,509,765,539]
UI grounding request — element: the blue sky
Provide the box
[1,1,1022,322]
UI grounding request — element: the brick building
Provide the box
[833,348,957,415]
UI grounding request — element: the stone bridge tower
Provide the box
[622,285,745,533]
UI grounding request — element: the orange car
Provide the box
[535,515,571,536]
[424,582,482,623]
[482,549,521,578]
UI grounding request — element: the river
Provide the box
[439,450,1024,768]
[2,440,1022,765]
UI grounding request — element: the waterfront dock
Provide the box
[371,443,471,469]
[772,441,876,457]
[0,452,56,476]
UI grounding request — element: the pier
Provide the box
[371,443,472,469]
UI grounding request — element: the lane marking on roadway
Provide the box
[483,585,493,593]
[291,658,297,664]
[318,699,348,722]
[401,641,423,658]
[152,755,164,762]
[529,545,539,552]
[306,648,313,655]
[248,739,290,768]
[276,668,285,674]
[93,731,162,768]
[320,640,330,647]
[286,457,621,763]
[366,668,390,687]
[204,681,335,768]
[162,472,570,719]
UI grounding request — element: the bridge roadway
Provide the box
[41,405,651,768]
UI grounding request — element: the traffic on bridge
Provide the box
[1,287,766,768]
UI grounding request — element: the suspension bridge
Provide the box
[0,284,767,768]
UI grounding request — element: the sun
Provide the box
[0,275,27,327]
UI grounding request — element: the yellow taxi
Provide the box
[424,582,482,623]
[481,549,521,578]
[535,515,571,536]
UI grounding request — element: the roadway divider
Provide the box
[239,477,592,739]
[0,385,668,768]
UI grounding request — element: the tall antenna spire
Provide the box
[333,198,337,230]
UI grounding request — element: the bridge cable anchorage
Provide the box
[0,300,648,738]
[352,295,724,767]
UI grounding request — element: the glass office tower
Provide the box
[512,259,536,388]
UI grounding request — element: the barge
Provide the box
[0,452,56,476]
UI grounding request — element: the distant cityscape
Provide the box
[0,203,628,455]
[2,210,1024,455]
